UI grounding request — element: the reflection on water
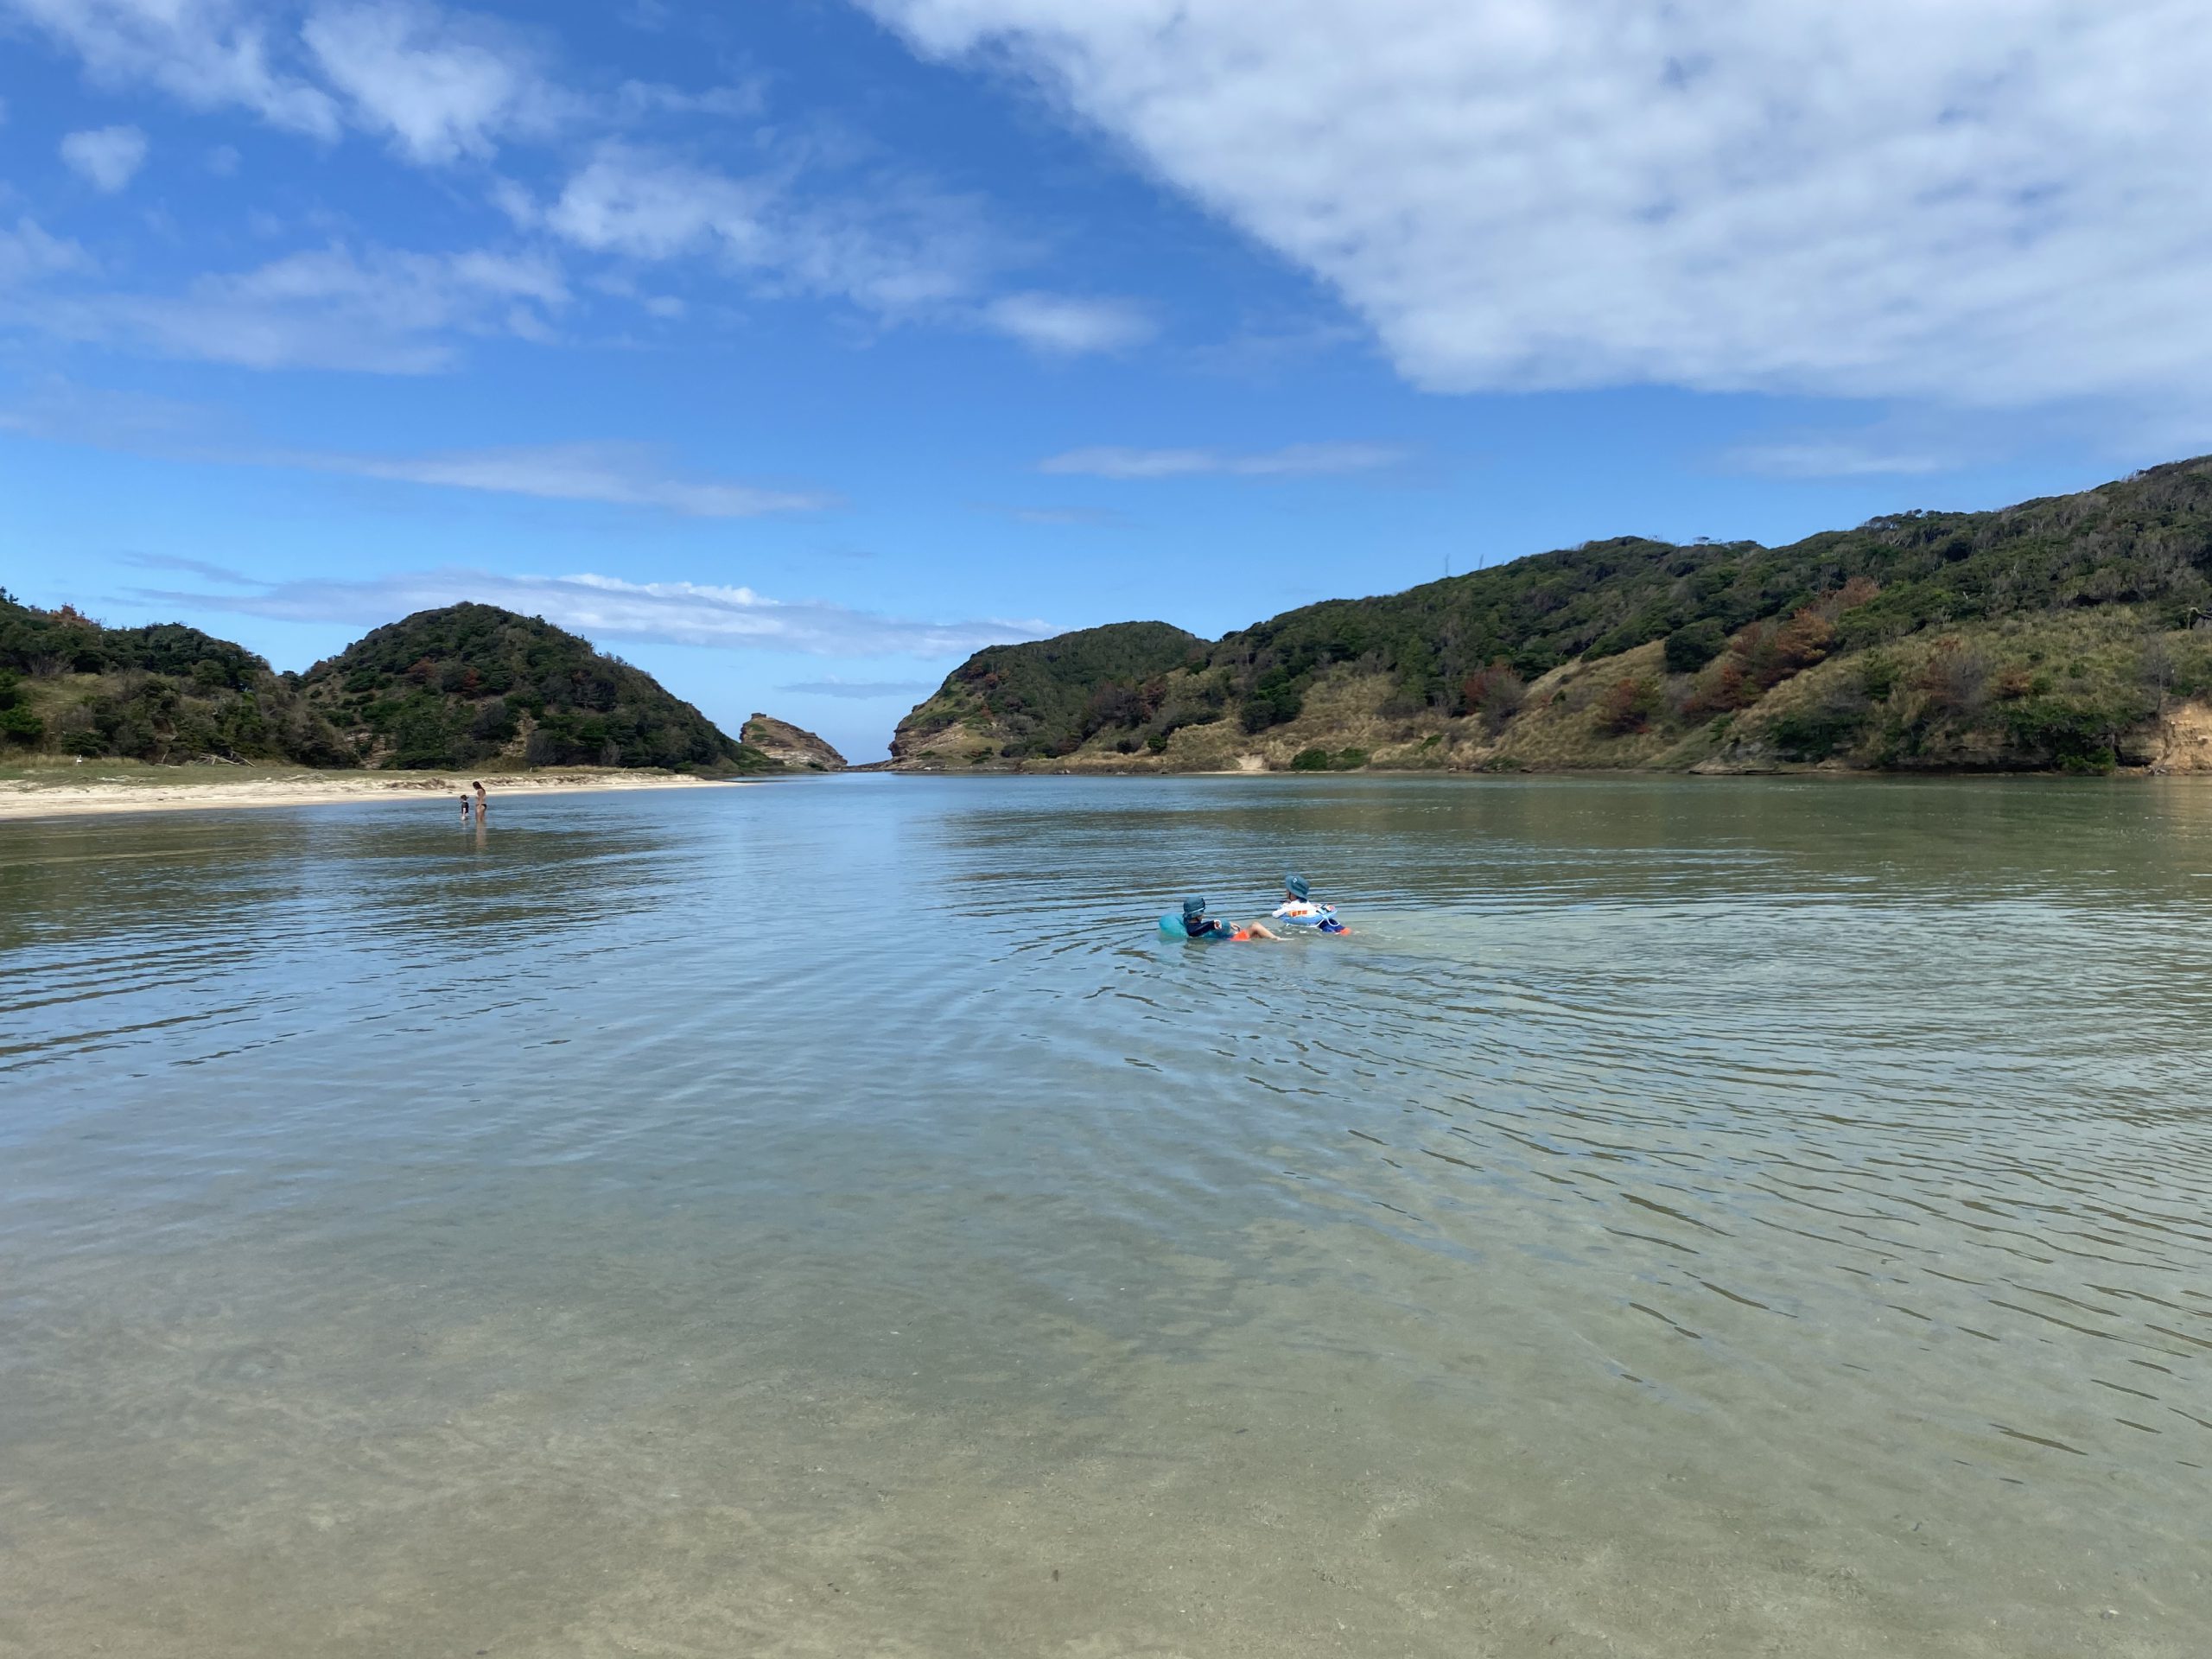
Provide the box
[3,777,2209,1657]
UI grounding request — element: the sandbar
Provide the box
[0,766,752,822]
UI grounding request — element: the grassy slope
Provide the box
[892,458,2212,774]
[298,603,772,773]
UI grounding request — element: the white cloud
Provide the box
[138,567,1052,657]
[1038,440,1405,479]
[301,1,560,165]
[983,291,1152,355]
[538,143,994,321]
[22,243,567,372]
[60,125,149,192]
[4,0,340,137]
[864,0,2212,416]
[542,144,772,260]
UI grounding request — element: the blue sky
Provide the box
[3,2,2206,760]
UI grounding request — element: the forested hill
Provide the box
[889,620,1204,764]
[0,588,351,764]
[298,604,770,772]
[892,457,2212,774]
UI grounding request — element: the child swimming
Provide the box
[1178,896,1280,941]
[1272,874,1349,933]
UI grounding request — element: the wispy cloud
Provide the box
[18,242,567,372]
[1,379,833,517]
[121,551,266,586]
[0,218,92,285]
[6,0,343,137]
[11,0,764,168]
[519,145,1161,348]
[612,77,762,121]
[1038,441,1408,480]
[60,124,149,192]
[532,142,999,322]
[1720,439,1959,480]
[295,442,830,516]
[3,4,1157,371]
[137,567,1052,658]
[983,292,1153,356]
[776,677,940,699]
[971,502,1126,528]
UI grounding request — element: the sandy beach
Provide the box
[0,766,754,821]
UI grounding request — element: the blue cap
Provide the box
[1182,895,1207,918]
[1285,874,1311,900]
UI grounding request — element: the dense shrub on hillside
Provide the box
[299,602,764,772]
[1597,675,1662,735]
[0,668,41,745]
[902,621,1205,760]
[0,589,351,764]
[1203,461,2210,718]
[1459,660,1526,729]
[896,457,2212,772]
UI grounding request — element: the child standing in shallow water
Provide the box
[459,792,472,823]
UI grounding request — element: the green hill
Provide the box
[298,603,771,772]
[890,458,2212,774]
[0,588,351,765]
[892,620,1205,765]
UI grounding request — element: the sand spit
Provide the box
[0,766,753,822]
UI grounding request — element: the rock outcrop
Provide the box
[740,714,846,771]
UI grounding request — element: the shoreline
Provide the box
[869,760,2203,779]
[0,767,755,822]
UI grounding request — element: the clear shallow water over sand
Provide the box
[3,775,2209,1658]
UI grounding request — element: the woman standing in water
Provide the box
[473,780,487,824]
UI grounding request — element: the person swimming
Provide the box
[1272,873,1349,933]
[1179,896,1280,941]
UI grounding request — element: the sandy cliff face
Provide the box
[2152,700,2212,772]
[740,714,846,771]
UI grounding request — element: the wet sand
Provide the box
[0,766,753,821]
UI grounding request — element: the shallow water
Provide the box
[3,775,2209,1658]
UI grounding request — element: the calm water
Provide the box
[3,776,2209,1658]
